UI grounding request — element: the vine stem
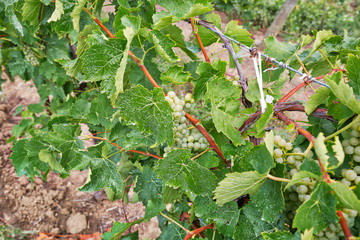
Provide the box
[183,224,214,240]
[190,18,211,63]
[324,115,360,142]
[83,135,163,159]
[160,212,191,234]
[337,211,354,240]
[267,174,314,186]
[191,148,211,160]
[294,54,309,76]
[85,10,227,164]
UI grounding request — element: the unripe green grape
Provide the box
[341,178,352,186]
[354,146,360,155]
[355,176,360,185]
[181,143,187,148]
[184,93,192,102]
[325,230,336,239]
[187,136,194,143]
[190,98,195,103]
[354,166,360,174]
[342,139,350,148]
[294,147,302,153]
[290,169,298,177]
[286,155,295,164]
[174,112,181,119]
[174,98,181,105]
[185,103,191,109]
[284,142,293,151]
[349,137,359,146]
[274,148,283,158]
[344,169,357,181]
[302,177,311,183]
[316,231,324,237]
[354,155,360,162]
[180,116,186,123]
[328,223,337,232]
[307,150,314,159]
[294,154,303,160]
[181,129,187,135]
[181,111,185,116]
[343,209,358,218]
[350,130,360,138]
[232,81,240,86]
[295,161,302,170]
[288,192,298,201]
[274,135,281,145]
[194,142,201,150]
[200,143,207,150]
[174,105,183,112]
[277,139,286,147]
[165,96,173,104]
[275,157,284,164]
[297,185,308,194]
[199,138,205,144]
[182,137,187,143]
[234,75,240,80]
[168,91,176,99]
[193,133,200,141]
[298,194,307,202]
[187,142,194,148]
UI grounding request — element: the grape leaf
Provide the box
[118,85,174,146]
[214,171,267,206]
[306,30,333,60]
[102,218,147,240]
[235,202,275,239]
[346,54,360,95]
[71,0,87,32]
[205,78,245,146]
[80,142,124,194]
[4,5,24,36]
[155,149,216,195]
[134,166,165,204]
[160,65,191,84]
[293,182,338,234]
[9,140,37,180]
[252,103,274,138]
[194,196,240,236]
[196,152,219,169]
[264,36,297,62]
[81,38,125,82]
[305,87,331,115]
[253,178,284,222]
[38,149,65,174]
[162,25,199,60]
[284,171,320,190]
[151,30,179,63]
[47,0,64,22]
[326,75,360,114]
[197,12,222,47]
[44,124,84,169]
[22,0,42,26]
[329,181,360,212]
[300,158,322,176]
[264,130,274,156]
[244,144,275,174]
[262,231,301,240]
[69,99,91,119]
[88,94,116,130]
[314,132,330,171]
[122,130,156,150]
[224,20,254,47]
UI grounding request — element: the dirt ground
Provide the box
[0,9,312,239]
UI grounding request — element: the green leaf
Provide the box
[196,152,219,169]
[102,218,147,240]
[69,99,91,119]
[329,181,360,212]
[264,130,274,156]
[314,132,329,171]
[224,20,254,47]
[262,231,300,240]
[134,166,165,204]
[22,0,42,26]
[331,136,344,170]
[326,77,360,114]
[214,171,267,206]
[253,103,274,138]
[253,178,284,222]
[293,182,338,234]
[38,149,65,174]
[235,202,275,239]
[264,36,297,61]
[155,149,216,195]
[5,6,24,36]
[305,87,331,115]
[80,142,124,194]
[197,12,222,47]
[122,130,156,150]
[47,0,64,22]
[307,30,333,60]
[160,65,191,84]
[193,62,222,101]
[151,30,179,63]
[205,78,245,146]
[194,196,240,236]
[44,124,83,169]
[88,94,116,129]
[301,228,314,240]
[300,158,322,176]
[81,38,125,82]
[346,54,360,95]
[10,140,37,180]
[144,197,166,219]
[71,0,87,32]
[162,25,199,60]
[118,85,174,146]
[162,186,182,203]
[113,27,135,104]
[245,144,275,174]
[285,171,320,190]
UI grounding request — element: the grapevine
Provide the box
[1,1,360,240]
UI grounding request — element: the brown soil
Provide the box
[0,73,160,239]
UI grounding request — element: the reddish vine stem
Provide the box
[86,9,227,164]
[87,135,163,159]
[190,18,211,63]
[337,211,353,240]
[183,224,214,240]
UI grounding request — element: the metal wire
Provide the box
[195,19,330,89]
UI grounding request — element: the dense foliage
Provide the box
[1,0,360,239]
[215,0,360,38]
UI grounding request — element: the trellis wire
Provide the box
[194,19,330,89]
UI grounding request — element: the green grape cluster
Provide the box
[22,44,39,66]
[342,121,360,163]
[315,209,357,240]
[225,74,240,87]
[164,91,208,157]
[35,41,46,52]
